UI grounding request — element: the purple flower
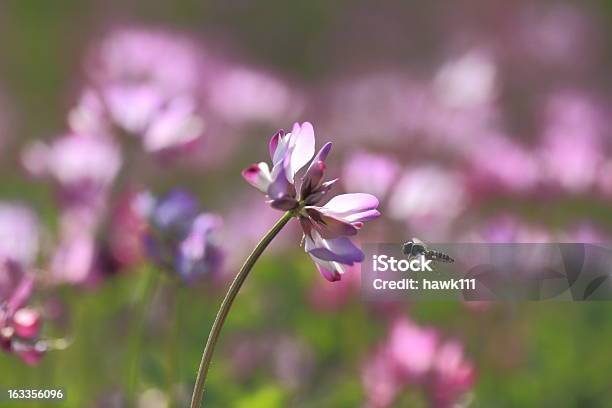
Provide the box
[142,190,223,283]
[242,122,380,282]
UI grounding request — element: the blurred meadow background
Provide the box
[2,0,612,407]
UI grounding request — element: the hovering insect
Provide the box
[402,238,454,263]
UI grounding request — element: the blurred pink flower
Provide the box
[208,66,303,125]
[362,317,475,408]
[388,166,466,239]
[0,202,40,266]
[22,134,121,206]
[466,134,540,195]
[22,134,121,285]
[50,234,98,285]
[0,204,52,363]
[342,151,400,200]
[538,90,607,193]
[433,49,497,110]
[320,65,498,155]
[69,27,207,154]
[388,318,439,380]
[242,122,380,281]
[362,347,402,408]
[12,308,41,339]
[321,73,414,145]
[85,27,203,96]
[429,340,476,408]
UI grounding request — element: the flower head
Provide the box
[21,133,121,209]
[141,190,223,283]
[69,27,206,154]
[362,317,476,408]
[0,204,49,365]
[242,122,380,281]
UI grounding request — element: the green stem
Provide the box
[127,269,160,397]
[190,211,294,408]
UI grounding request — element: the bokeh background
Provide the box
[1,0,612,406]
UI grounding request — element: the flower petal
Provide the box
[322,193,380,223]
[12,308,41,339]
[316,263,342,282]
[305,207,359,239]
[308,236,364,265]
[268,130,284,160]
[287,122,315,182]
[242,162,272,193]
[267,163,297,210]
[304,235,346,282]
[300,142,333,199]
[272,132,291,166]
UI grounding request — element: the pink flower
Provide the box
[362,348,402,408]
[22,134,122,285]
[22,134,121,205]
[342,151,400,199]
[85,27,203,94]
[208,66,303,125]
[69,27,207,154]
[242,122,380,281]
[429,341,476,408]
[0,203,40,267]
[0,257,46,365]
[12,308,41,339]
[362,317,476,408]
[433,49,497,110]
[388,166,466,239]
[388,318,439,380]
[50,234,98,285]
[538,90,606,193]
[466,134,540,194]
